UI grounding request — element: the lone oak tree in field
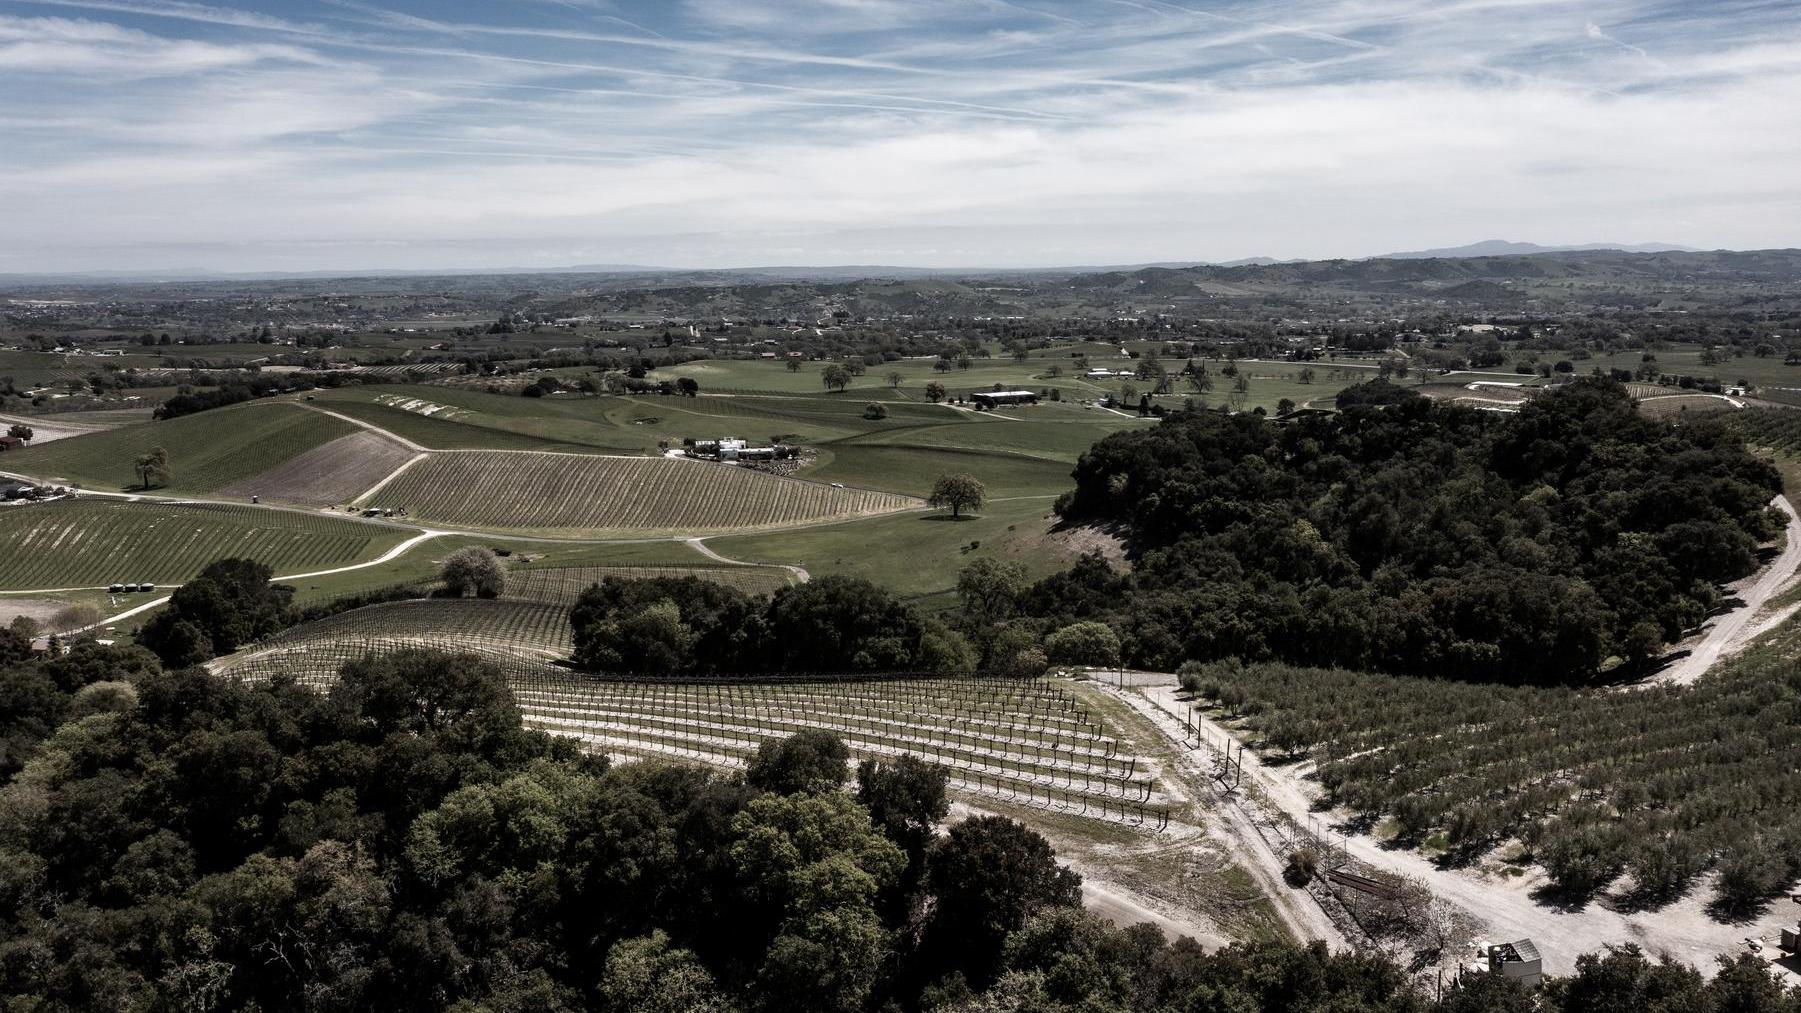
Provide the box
[821,363,852,391]
[924,381,946,403]
[441,546,506,599]
[928,473,985,518]
[133,446,170,490]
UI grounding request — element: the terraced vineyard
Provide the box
[222,640,1174,830]
[507,564,795,605]
[380,452,918,534]
[0,500,402,589]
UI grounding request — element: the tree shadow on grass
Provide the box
[920,514,981,522]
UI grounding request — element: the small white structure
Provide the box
[971,390,1041,409]
[1484,939,1543,988]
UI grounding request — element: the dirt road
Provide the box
[1134,685,1796,975]
[298,404,431,452]
[1660,494,1801,685]
[1099,684,1346,949]
[1081,875,1229,949]
[686,537,810,583]
[70,531,450,637]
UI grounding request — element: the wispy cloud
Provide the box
[0,0,1797,271]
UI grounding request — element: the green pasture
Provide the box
[797,444,1074,499]
[1,401,354,493]
[659,356,1119,399]
[706,496,1071,598]
[280,534,718,605]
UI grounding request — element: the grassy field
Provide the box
[796,444,1075,499]
[280,534,721,605]
[376,452,917,535]
[0,499,406,589]
[305,396,594,451]
[1575,348,1801,391]
[505,563,796,605]
[706,496,1079,598]
[1,401,355,494]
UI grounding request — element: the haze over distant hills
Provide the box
[1377,239,1702,259]
[0,244,1718,287]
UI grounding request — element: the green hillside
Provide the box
[1,401,354,494]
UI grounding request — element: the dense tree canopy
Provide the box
[2,640,1799,1011]
[1050,379,1781,682]
[137,557,294,666]
[570,575,975,675]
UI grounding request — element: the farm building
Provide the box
[686,438,796,462]
[689,438,746,456]
[971,390,1040,409]
[0,435,21,452]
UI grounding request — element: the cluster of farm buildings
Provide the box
[682,438,800,463]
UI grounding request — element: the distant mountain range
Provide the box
[0,243,1713,286]
[1376,239,1702,260]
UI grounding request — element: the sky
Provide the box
[0,0,1798,273]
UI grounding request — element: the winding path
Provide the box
[67,531,453,637]
[1659,494,1801,685]
[686,537,809,583]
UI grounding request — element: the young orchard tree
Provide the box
[441,546,506,599]
[928,473,986,518]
